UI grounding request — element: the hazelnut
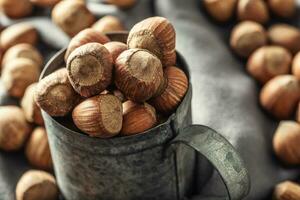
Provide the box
[30,0,61,7]
[72,94,123,138]
[237,0,269,24]
[35,68,80,117]
[2,43,43,69]
[104,41,128,63]
[0,106,31,151]
[150,66,188,115]
[260,75,300,119]
[92,15,125,33]
[230,21,267,58]
[16,170,58,200]
[25,127,52,170]
[104,0,136,9]
[115,49,164,102]
[268,24,300,54]
[21,83,44,126]
[127,16,176,67]
[65,28,110,62]
[273,181,300,200]
[2,58,40,98]
[52,0,95,37]
[247,46,292,84]
[0,23,38,50]
[203,0,237,22]
[113,89,126,102]
[268,0,296,18]
[273,121,300,165]
[292,52,300,79]
[121,101,157,136]
[67,43,113,97]
[0,0,33,19]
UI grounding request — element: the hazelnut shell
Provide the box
[104,0,136,9]
[268,0,296,18]
[92,15,125,33]
[30,0,61,7]
[292,52,300,79]
[0,0,33,19]
[203,0,237,22]
[273,181,300,200]
[104,41,128,63]
[237,0,269,24]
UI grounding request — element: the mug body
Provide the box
[42,35,195,200]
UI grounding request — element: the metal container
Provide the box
[41,33,250,200]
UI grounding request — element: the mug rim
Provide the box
[40,33,192,143]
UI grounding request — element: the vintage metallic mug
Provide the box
[41,32,250,200]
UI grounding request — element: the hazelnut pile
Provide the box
[35,16,189,138]
[204,0,300,198]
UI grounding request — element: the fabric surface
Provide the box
[0,0,299,199]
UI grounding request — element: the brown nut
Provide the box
[104,0,136,9]
[150,66,188,115]
[0,106,31,151]
[67,43,113,97]
[230,21,267,58]
[72,94,123,138]
[273,121,300,165]
[2,43,43,69]
[35,68,80,117]
[237,0,269,24]
[2,58,40,98]
[203,0,237,22]
[113,89,126,102]
[292,52,300,79]
[0,23,38,50]
[30,0,61,7]
[273,181,300,200]
[21,83,44,126]
[104,41,128,63]
[0,0,33,19]
[247,46,292,84]
[268,24,300,54]
[25,127,52,170]
[16,170,58,200]
[92,15,125,33]
[52,0,95,37]
[121,100,157,136]
[115,49,164,102]
[128,16,176,67]
[65,28,110,62]
[260,75,300,119]
[268,0,296,18]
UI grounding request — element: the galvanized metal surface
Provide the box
[41,33,250,200]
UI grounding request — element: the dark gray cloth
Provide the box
[0,0,299,199]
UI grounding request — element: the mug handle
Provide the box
[168,125,250,200]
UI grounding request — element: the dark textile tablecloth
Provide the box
[1,0,300,199]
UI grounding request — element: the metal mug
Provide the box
[41,32,250,200]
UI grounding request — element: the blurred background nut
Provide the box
[25,127,52,170]
[104,0,136,9]
[65,28,110,62]
[2,58,40,98]
[104,41,128,63]
[2,43,43,69]
[150,66,188,115]
[0,23,38,50]
[21,83,44,126]
[292,52,300,80]
[16,170,58,200]
[30,0,61,7]
[67,43,113,97]
[72,94,123,138]
[121,101,157,136]
[268,24,300,54]
[92,15,125,33]
[260,75,300,119]
[273,121,300,165]
[127,16,176,67]
[237,0,269,24]
[230,21,267,58]
[0,0,33,19]
[247,46,292,84]
[273,181,300,200]
[52,0,95,37]
[268,0,296,18]
[203,0,237,22]
[0,106,31,151]
[35,68,79,117]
